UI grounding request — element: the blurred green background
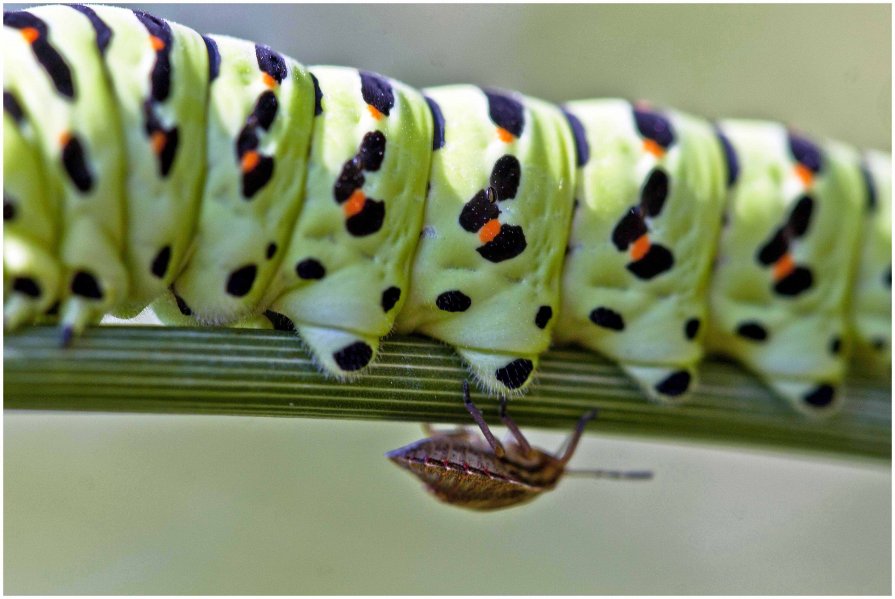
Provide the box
[4,3,891,594]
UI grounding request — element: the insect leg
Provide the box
[462,381,505,458]
[498,397,533,456]
[564,469,653,480]
[558,409,598,465]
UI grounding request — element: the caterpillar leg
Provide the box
[765,378,840,417]
[621,364,696,404]
[295,324,379,377]
[456,348,538,395]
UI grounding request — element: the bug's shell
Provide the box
[259,66,434,376]
[153,34,316,326]
[849,150,892,376]
[554,100,727,403]
[395,85,577,394]
[706,121,864,416]
[4,6,128,334]
[386,432,564,511]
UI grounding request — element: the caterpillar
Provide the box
[3,5,890,417]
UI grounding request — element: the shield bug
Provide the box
[386,381,653,511]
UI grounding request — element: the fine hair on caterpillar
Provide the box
[3,5,890,419]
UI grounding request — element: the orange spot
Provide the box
[150,131,166,155]
[241,150,260,173]
[262,72,277,89]
[496,127,514,143]
[773,253,795,281]
[367,104,383,121]
[21,27,39,43]
[478,219,501,243]
[794,163,813,188]
[58,131,71,146]
[149,35,165,51]
[642,139,665,158]
[630,234,651,261]
[343,189,366,217]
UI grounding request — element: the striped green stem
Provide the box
[4,325,890,459]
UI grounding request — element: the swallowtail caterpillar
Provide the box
[3,5,891,417]
[386,382,652,511]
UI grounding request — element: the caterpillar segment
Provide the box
[4,6,128,341]
[553,100,727,403]
[395,86,577,394]
[151,35,316,327]
[257,67,434,378]
[706,122,865,416]
[849,150,892,377]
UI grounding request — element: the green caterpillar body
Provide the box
[3,5,890,416]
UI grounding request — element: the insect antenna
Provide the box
[564,469,654,480]
[463,381,505,458]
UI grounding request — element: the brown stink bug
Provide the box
[386,381,653,511]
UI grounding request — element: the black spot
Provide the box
[150,245,171,278]
[12,276,41,298]
[589,307,625,331]
[345,198,385,237]
[5,11,74,98]
[71,271,102,299]
[490,155,521,201]
[70,5,112,55]
[264,310,294,331]
[494,358,534,390]
[250,90,278,130]
[202,35,220,81]
[477,224,527,263]
[655,370,691,397]
[640,168,669,217]
[295,258,326,280]
[45,301,60,316]
[266,242,277,259]
[333,158,365,204]
[627,244,674,279]
[829,337,842,355]
[787,195,814,238]
[611,208,648,250]
[4,196,16,221]
[716,128,739,188]
[884,267,891,288]
[381,286,401,312]
[242,154,274,198]
[459,188,500,232]
[333,341,373,372]
[255,44,287,85]
[436,290,471,312]
[157,126,179,177]
[226,264,257,297]
[61,135,94,192]
[774,267,813,296]
[633,104,674,148]
[483,88,524,138]
[803,384,835,408]
[562,107,590,167]
[872,337,888,351]
[535,306,553,329]
[685,318,700,340]
[310,72,323,116]
[133,10,173,102]
[861,163,878,211]
[174,292,192,316]
[358,131,386,171]
[737,321,768,341]
[757,228,788,265]
[788,131,823,174]
[3,91,25,124]
[425,95,445,151]
[360,71,394,117]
